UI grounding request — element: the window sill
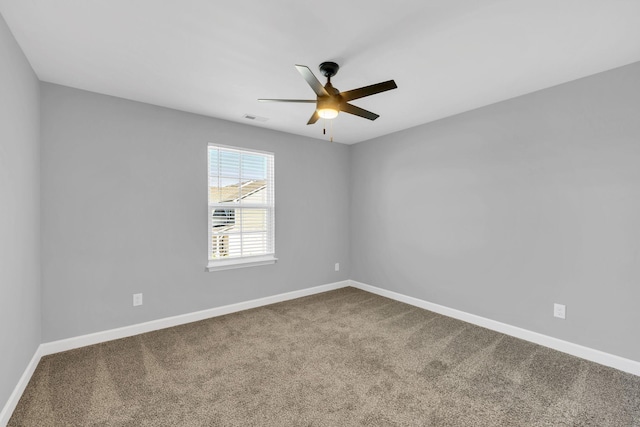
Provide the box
[206,255,278,272]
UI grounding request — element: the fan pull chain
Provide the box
[330,119,333,142]
[321,119,333,142]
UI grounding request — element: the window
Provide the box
[207,144,276,271]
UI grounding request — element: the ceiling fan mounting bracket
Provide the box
[319,62,340,78]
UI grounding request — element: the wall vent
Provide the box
[243,114,268,122]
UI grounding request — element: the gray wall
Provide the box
[0,14,41,409]
[40,83,350,342]
[350,62,640,362]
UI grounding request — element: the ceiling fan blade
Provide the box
[340,80,397,102]
[295,65,329,97]
[307,111,320,125]
[258,99,316,103]
[340,103,380,121]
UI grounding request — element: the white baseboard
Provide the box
[349,280,640,377]
[0,346,43,427]
[40,280,350,356]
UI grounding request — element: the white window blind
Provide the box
[207,144,275,271]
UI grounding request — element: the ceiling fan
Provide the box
[258,62,397,125]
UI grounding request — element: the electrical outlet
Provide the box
[133,293,143,307]
[335,263,340,272]
[553,303,566,319]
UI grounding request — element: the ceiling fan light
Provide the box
[317,108,339,119]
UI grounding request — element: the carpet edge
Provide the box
[39,280,351,357]
[0,345,43,427]
[349,279,640,377]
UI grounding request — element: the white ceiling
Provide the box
[1,1,640,144]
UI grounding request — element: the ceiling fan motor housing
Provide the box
[317,95,341,111]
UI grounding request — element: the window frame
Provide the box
[206,143,276,272]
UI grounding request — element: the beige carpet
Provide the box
[9,287,640,426]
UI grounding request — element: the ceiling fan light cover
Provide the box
[317,108,339,119]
